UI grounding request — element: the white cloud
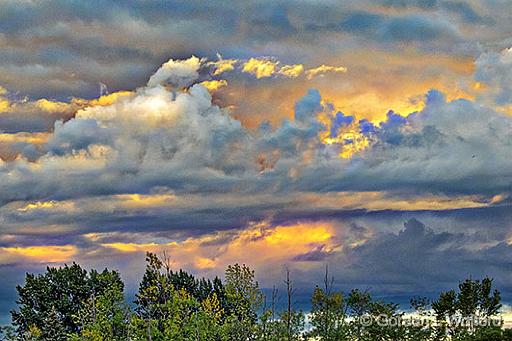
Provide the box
[147,56,203,88]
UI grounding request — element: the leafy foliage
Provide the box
[11,263,123,340]
[5,254,511,341]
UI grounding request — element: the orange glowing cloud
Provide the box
[99,220,350,276]
[0,245,77,264]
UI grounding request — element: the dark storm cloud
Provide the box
[284,217,512,298]
[351,219,512,290]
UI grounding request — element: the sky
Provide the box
[1,0,512,322]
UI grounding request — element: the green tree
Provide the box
[0,325,16,341]
[347,288,372,340]
[11,264,123,340]
[256,286,282,341]
[198,292,229,340]
[224,263,264,340]
[362,301,406,341]
[70,273,130,341]
[309,267,349,340]
[408,297,436,341]
[132,252,178,339]
[433,277,502,340]
[132,252,230,340]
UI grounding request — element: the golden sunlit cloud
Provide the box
[100,220,349,274]
[17,201,58,212]
[34,99,72,113]
[0,86,10,111]
[0,98,9,111]
[85,90,134,107]
[306,64,348,80]
[209,56,238,76]
[201,79,228,92]
[0,245,77,264]
[278,64,304,78]
[101,242,164,253]
[242,58,279,78]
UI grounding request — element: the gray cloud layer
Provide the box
[0,0,510,99]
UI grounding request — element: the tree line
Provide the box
[1,252,511,340]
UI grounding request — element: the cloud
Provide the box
[235,57,345,80]
[0,55,511,309]
[0,90,78,133]
[208,55,237,76]
[0,86,134,138]
[379,0,438,9]
[0,132,49,161]
[292,89,512,196]
[341,218,512,292]
[3,215,509,298]
[278,64,304,78]
[315,10,460,44]
[200,79,228,92]
[441,1,488,24]
[242,57,280,79]
[0,0,505,104]
[0,245,77,265]
[377,14,459,42]
[147,55,203,88]
[305,65,347,80]
[1,54,512,208]
[475,47,512,105]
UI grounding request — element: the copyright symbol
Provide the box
[361,315,372,326]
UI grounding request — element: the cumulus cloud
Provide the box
[147,56,203,88]
[302,89,512,195]
[0,55,511,302]
[1,55,512,206]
